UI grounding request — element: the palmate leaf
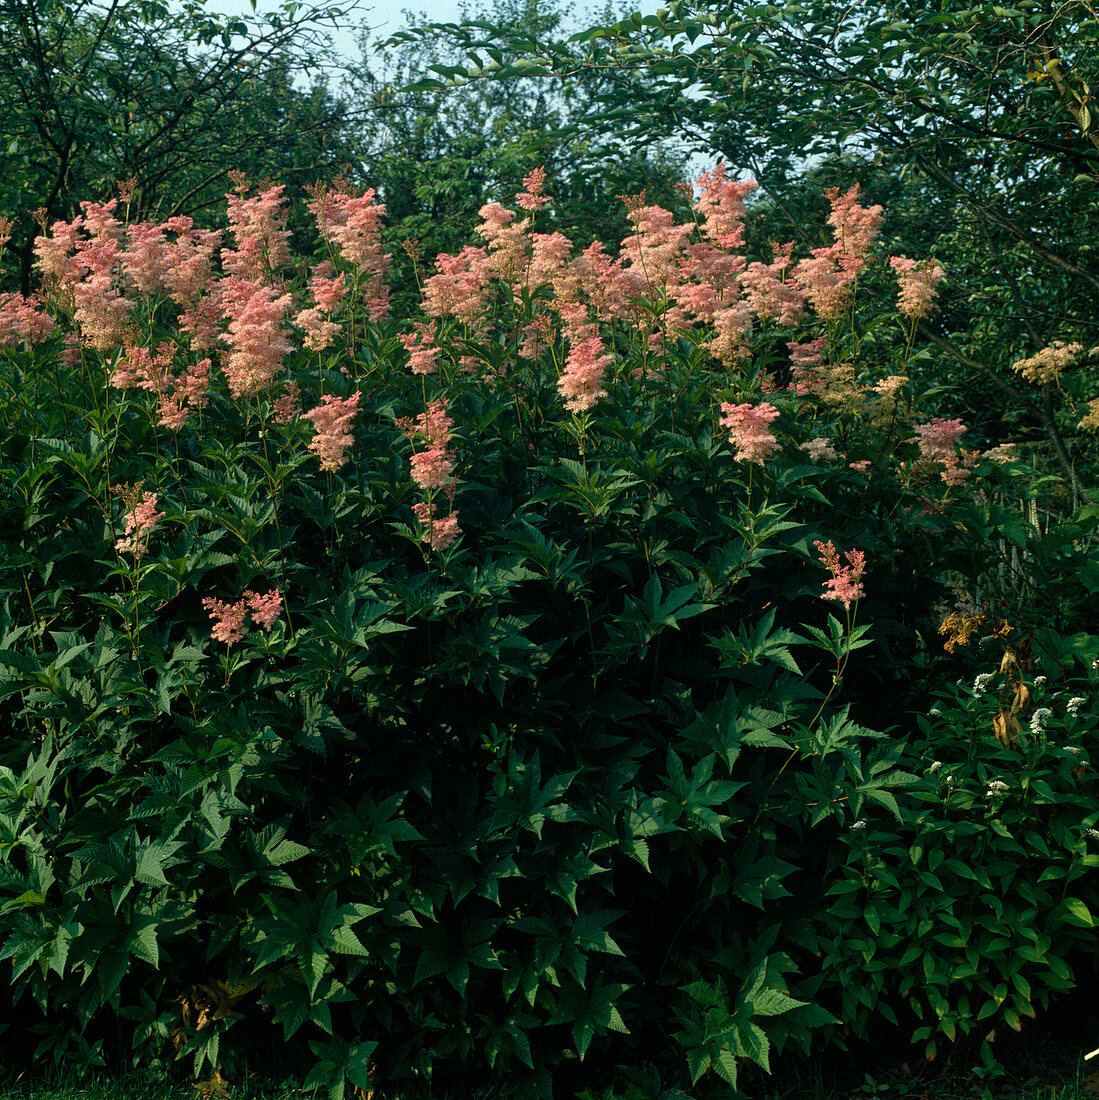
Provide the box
[248,891,381,997]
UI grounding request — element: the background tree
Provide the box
[397,0,1099,496]
[349,0,689,314]
[0,0,359,288]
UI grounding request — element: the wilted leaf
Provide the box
[194,1067,230,1099]
[1010,680,1031,715]
[993,709,1021,750]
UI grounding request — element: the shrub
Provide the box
[0,170,1094,1098]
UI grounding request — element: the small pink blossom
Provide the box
[706,302,754,365]
[412,500,461,552]
[520,315,554,360]
[219,277,293,398]
[303,391,361,472]
[719,401,781,464]
[788,337,828,366]
[115,491,164,560]
[407,399,456,490]
[516,166,549,212]
[399,321,439,375]
[295,306,340,351]
[815,540,866,610]
[222,183,291,278]
[0,293,56,348]
[245,588,283,632]
[800,437,840,462]
[889,256,945,320]
[738,242,806,324]
[693,163,758,250]
[423,246,492,324]
[309,261,347,313]
[409,446,454,490]
[273,381,301,424]
[34,216,83,290]
[558,336,611,413]
[201,595,248,645]
[915,417,966,464]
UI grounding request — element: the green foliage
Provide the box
[0,0,357,288]
[409,1,1099,495]
[352,0,689,314]
[0,172,1095,1100]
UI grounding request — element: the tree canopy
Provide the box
[0,0,358,286]
[391,0,1099,491]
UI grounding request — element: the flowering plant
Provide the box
[0,167,1093,1099]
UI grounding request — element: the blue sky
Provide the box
[207,0,667,71]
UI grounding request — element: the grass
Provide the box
[0,1058,1091,1100]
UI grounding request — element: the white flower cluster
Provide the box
[850,819,868,831]
[1067,696,1087,716]
[1086,828,1099,840]
[929,761,943,774]
[985,779,1009,797]
[972,672,994,696]
[1030,708,1053,733]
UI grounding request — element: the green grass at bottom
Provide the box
[0,1062,1091,1100]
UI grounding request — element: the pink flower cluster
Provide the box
[694,163,758,250]
[303,391,361,472]
[61,201,135,350]
[222,184,291,279]
[422,246,493,325]
[409,399,457,490]
[308,186,389,320]
[516,166,549,212]
[201,587,283,645]
[0,292,55,348]
[815,540,866,610]
[141,216,221,305]
[412,501,461,552]
[558,336,612,413]
[739,242,805,325]
[219,277,293,398]
[115,491,164,560]
[411,168,884,376]
[915,417,978,485]
[720,401,781,464]
[272,380,301,425]
[110,342,211,430]
[791,185,883,321]
[889,256,945,320]
[399,321,440,375]
[295,261,347,351]
[404,399,461,552]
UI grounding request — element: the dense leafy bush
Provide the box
[0,171,1095,1098]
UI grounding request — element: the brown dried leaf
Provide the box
[1000,649,1020,676]
[1011,680,1032,715]
[993,709,1021,750]
[177,978,258,1035]
[194,1068,230,1100]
